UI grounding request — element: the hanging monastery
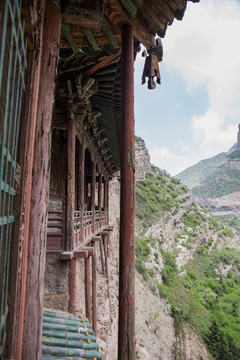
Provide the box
[0,0,199,358]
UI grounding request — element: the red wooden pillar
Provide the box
[67,113,76,250]
[12,3,45,359]
[98,172,103,224]
[118,24,135,360]
[69,258,77,314]
[21,2,62,359]
[104,177,109,224]
[92,242,97,335]
[79,138,85,242]
[85,255,92,323]
[91,160,96,233]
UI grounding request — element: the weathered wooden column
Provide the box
[91,241,97,335]
[21,2,62,359]
[98,172,103,224]
[78,138,85,242]
[67,108,77,314]
[67,112,76,250]
[118,24,135,360]
[104,177,109,224]
[69,257,77,314]
[85,255,92,323]
[91,160,96,233]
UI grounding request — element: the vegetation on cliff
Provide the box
[175,152,227,189]
[135,166,240,360]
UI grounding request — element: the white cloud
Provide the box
[135,0,240,175]
[150,0,240,173]
[149,147,194,176]
[191,110,237,156]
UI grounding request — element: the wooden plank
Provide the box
[82,29,100,52]
[101,17,120,49]
[61,24,80,53]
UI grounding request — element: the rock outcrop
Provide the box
[135,138,151,181]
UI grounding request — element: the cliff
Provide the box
[98,138,240,360]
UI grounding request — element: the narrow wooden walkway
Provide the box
[41,310,102,359]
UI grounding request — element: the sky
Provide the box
[134,0,240,176]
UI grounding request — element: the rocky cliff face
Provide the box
[135,138,151,180]
[100,138,240,360]
[100,138,214,360]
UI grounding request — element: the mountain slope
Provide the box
[134,139,240,360]
[175,152,227,189]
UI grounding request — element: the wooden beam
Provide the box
[61,24,80,53]
[82,29,100,52]
[104,0,156,49]
[150,0,175,24]
[61,251,74,260]
[119,0,137,18]
[73,250,89,258]
[140,3,167,32]
[101,17,120,49]
[82,247,95,256]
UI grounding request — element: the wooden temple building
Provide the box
[0,0,199,359]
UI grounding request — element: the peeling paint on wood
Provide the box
[22,2,62,359]
[118,24,135,360]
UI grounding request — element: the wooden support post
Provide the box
[69,258,77,315]
[79,138,85,243]
[118,23,135,360]
[103,234,112,319]
[85,256,92,324]
[21,2,62,359]
[104,177,109,224]
[99,236,105,275]
[92,242,97,336]
[67,113,76,250]
[103,235,109,287]
[98,172,103,224]
[91,161,96,233]
[107,231,110,257]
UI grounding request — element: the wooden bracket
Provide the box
[82,247,95,256]
[61,251,74,260]
[73,250,89,258]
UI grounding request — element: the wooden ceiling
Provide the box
[56,0,199,174]
[60,0,200,56]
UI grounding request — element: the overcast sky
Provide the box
[134,0,240,176]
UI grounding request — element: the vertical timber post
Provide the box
[67,113,76,250]
[91,161,96,233]
[92,242,97,335]
[67,110,76,314]
[104,177,109,225]
[98,172,102,225]
[21,2,62,359]
[118,24,135,360]
[79,138,85,243]
[69,258,77,314]
[85,255,92,323]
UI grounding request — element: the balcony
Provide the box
[73,210,108,248]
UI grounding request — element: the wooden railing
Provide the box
[73,210,107,246]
